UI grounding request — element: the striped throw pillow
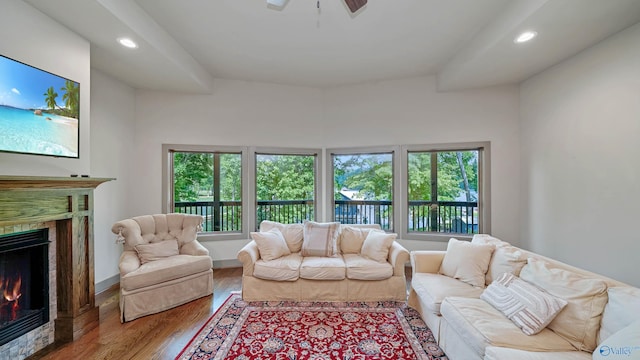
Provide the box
[481,273,567,335]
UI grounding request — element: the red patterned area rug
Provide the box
[176,293,448,360]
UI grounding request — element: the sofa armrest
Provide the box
[119,250,141,276]
[389,241,410,276]
[237,240,260,276]
[180,240,209,256]
[410,251,445,276]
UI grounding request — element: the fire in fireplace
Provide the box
[0,229,49,346]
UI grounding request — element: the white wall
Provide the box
[0,0,90,175]
[520,23,640,287]
[0,1,135,289]
[134,76,521,261]
[91,69,136,285]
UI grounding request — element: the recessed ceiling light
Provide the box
[514,31,537,44]
[118,37,138,49]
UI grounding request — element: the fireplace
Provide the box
[0,229,49,347]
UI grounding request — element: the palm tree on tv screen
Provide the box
[61,80,79,118]
[43,86,58,111]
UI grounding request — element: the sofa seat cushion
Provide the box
[121,254,212,291]
[343,254,393,280]
[484,347,591,360]
[411,273,484,315]
[300,256,346,280]
[441,297,576,357]
[254,253,302,281]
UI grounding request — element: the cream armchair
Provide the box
[112,213,213,322]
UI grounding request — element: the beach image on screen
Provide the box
[0,55,79,158]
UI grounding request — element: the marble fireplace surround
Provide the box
[0,176,113,358]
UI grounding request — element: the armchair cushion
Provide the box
[135,239,179,264]
[120,254,212,291]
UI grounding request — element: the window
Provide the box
[169,150,242,233]
[255,153,317,227]
[404,142,489,240]
[329,149,397,230]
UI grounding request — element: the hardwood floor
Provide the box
[29,267,413,360]
[29,267,243,360]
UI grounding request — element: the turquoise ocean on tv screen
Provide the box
[0,105,78,157]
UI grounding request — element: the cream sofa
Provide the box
[112,213,213,322]
[237,222,410,302]
[408,235,640,360]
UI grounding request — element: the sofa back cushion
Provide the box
[339,225,381,254]
[520,257,608,352]
[598,286,640,343]
[484,246,528,285]
[439,238,494,288]
[301,221,340,257]
[259,220,304,253]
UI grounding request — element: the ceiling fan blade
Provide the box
[344,0,367,13]
[267,0,287,7]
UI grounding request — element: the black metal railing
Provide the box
[256,200,314,228]
[334,200,393,230]
[175,201,242,232]
[408,200,478,234]
[175,199,478,234]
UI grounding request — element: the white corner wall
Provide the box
[520,23,640,286]
[134,76,521,261]
[0,0,90,175]
[91,69,136,285]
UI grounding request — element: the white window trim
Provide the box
[400,141,491,242]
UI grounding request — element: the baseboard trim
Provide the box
[213,259,242,269]
[95,274,120,294]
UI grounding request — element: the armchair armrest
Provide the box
[180,240,209,256]
[237,240,260,276]
[119,250,141,276]
[389,241,410,276]
[410,251,446,276]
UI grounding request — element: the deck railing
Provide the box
[175,199,478,234]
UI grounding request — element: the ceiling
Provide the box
[25,0,640,93]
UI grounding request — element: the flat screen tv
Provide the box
[0,54,79,158]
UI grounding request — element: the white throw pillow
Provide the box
[439,238,494,288]
[360,230,396,263]
[472,234,511,247]
[135,239,179,264]
[301,221,340,257]
[259,220,304,253]
[251,228,291,261]
[593,320,640,360]
[481,273,568,335]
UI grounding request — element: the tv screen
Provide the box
[0,54,79,158]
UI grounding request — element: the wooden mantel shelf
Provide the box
[0,175,115,190]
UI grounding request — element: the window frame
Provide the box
[252,147,322,230]
[400,142,491,242]
[162,144,250,241]
[325,146,401,232]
